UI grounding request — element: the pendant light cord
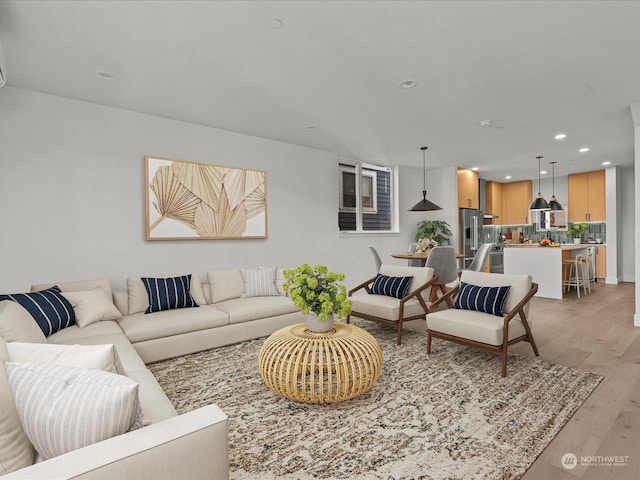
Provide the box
[421,146,428,194]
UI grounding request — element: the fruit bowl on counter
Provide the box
[539,239,560,247]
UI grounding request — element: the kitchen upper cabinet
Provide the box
[484,181,503,225]
[458,168,479,209]
[501,180,532,225]
[568,170,605,222]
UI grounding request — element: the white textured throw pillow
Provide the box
[61,287,122,328]
[6,362,143,461]
[0,300,46,344]
[7,343,118,374]
[240,267,280,298]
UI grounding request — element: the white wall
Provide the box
[620,166,635,282]
[0,87,458,292]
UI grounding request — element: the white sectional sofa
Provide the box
[1,268,304,479]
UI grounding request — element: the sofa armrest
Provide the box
[2,404,229,480]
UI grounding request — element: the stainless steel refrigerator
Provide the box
[459,208,484,269]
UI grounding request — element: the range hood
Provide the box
[479,178,499,219]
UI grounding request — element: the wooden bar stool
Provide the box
[562,254,586,298]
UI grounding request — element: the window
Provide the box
[338,161,395,232]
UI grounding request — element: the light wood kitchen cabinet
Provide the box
[458,168,479,209]
[484,181,503,225]
[500,180,532,225]
[596,245,606,280]
[568,170,606,222]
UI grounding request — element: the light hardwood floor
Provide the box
[411,281,639,479]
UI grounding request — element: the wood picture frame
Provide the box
[145,156,267,240]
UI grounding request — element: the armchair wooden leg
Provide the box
[501,348,508,377]
[426,332,432,354]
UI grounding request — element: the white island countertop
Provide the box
[503,244,596,299]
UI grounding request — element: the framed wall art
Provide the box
[145,156,267,240]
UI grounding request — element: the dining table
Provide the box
[391,251,465,268]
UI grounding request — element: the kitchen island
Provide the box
[503,244,593,299]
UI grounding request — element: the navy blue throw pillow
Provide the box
[0,286,75,337]
[370,274,413,299]
[454,282,511,317]
[142,275,199,314]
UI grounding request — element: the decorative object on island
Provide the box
[539,238,560,247]
[408,146,442,211]
[415,219,452,245]
[529,155,550,211]
[282,264,352,333]
[548,161,563,211]
[567,223,589,244]
[145,156,267,240]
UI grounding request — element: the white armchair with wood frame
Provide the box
[425,270,539,377]
[347,264,441,345]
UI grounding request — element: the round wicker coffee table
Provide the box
[259,323,383,404]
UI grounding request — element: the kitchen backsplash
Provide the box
[482,222,606,244]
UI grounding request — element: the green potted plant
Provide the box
[283,264,352,333]
[415,220,452,246]
[567,223,588,244]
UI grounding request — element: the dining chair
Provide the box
[465,243,494,273]
[368,245,382,272]
[424,246,459,306]
[407,243,422,267]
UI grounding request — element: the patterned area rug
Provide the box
[148,320,602,480]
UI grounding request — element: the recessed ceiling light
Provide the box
[306,125,315,131]
[96,71,114,80]
[471,167,479,171]
[505,175,512,180]
[579,147,590,153]
[540,170,547,175]
[269,18,283,29]
[602,161,612,166]
[398,79,417,89]
[554,133,567,140]
[479,120,492,127]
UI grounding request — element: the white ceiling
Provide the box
[1,0,640,181]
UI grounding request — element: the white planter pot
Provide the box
[305,313,335,333]
[573,238,581,244]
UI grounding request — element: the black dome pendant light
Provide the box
[529,155,550,211]
[548,161,563,211]
[409,146,442,211]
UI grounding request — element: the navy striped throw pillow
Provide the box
[142,275,199,314]
[454,282,511,317]
[0,286,75,337]
[370,274,413,299]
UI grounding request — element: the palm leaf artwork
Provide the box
[149,166,201,232]
[193,186,247,237]
[148,158,266,239]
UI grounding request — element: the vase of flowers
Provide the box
[567,223,588,244]
[282,264,352,333]
[416,237,438,253]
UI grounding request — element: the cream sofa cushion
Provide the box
[118,305,228,344]
[213,296,299,325]
[207,270,244,303]
[61,287,122,327]
[0,338,36,475]
[31,278,113,298]
[127,273,206,314]
[7,342,118,374]
[426,308,527,346]
[0,300,46,344]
